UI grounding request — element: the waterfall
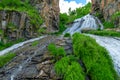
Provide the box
[63,14,104,35]
[88,34,120,75]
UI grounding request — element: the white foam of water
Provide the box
[88,34,120,75]
[63,14,103,35]
[0,36,47,56]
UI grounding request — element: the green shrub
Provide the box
[72,33,118,80]
[64,33,71,37]
[103,21,114,29]
[0,53,16,67]
[64,62,84,80]
[55,56,85,80]
[55,57,70,76]
[84,30,120,37]
[48,43,66,60]
[0,0,43,30]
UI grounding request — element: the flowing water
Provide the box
[0,36,47,55]
[88,34,120,75]
[63,14,120,75]
[63,14,103,35]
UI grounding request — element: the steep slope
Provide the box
[0,0,59,43]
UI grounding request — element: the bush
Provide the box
[64,33,71,37]
[64,62,84,80]
[0,0,43,30]
[84,30,120,37]
[72,33,118,80]
[55,56,85,80]
[103,21,114,29]
[48,43,66,60]
[0,53,16,67]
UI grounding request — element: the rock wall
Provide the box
[91,0,120,27]
[0,0,59,43]
[30,0,60,32]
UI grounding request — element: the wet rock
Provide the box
[37,70,48,78]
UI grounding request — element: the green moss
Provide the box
[72,33,118,80]
[31,40,39,46]
[84,30,120,37]
[64,62,84,80]
[112,11,120,20]
[48,43,66,60]
[0,29,3,35]
[55,56,85,80]
[0,53,16,67]
[103,21,114,29]
[0,0,43,30]
[64,33,71,37]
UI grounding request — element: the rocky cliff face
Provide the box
[0,0,59,43]
[30,0,59,32]
[91,0,120,27]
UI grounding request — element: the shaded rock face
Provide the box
[30,0,59,32]
[0,0,59,42]
[91,0,120,27]
[0,11,35,41]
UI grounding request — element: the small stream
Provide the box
[63,14,120,75]
[88,34,120,75]
[0,36,47,55]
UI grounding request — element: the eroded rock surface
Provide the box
[0,35,73,80]
[0,0,59,42]
[91,0,120,27]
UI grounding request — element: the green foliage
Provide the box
[38,28,46,34]
[55,56,85,80]
[72,33,118,80]
[0,53,16,67]
[112,11,120,20]
[64,62,84,80]
[0,29,3,35]
[7,22,17,31]
[31,41,39,46]
[64,33,71,37]
[103,21,114,29]
[67,2,91,23]
[75,2,91,19]
[0,0,43,30]
[58,13,68,34]
[48,43,66,60]
[85,30,120,37]
[55,56,70,76]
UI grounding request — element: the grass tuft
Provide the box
[84,30,120,37]
[48,43,66,60]
[72,33,118,80]
[0,53,16,67]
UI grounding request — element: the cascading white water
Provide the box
[63,14,103,35]
[0,36,47,56]
[88,34,120,75]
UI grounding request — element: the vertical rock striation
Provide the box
[0,0,59,42]
[91,0,120,27]
[30,0,60,32]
